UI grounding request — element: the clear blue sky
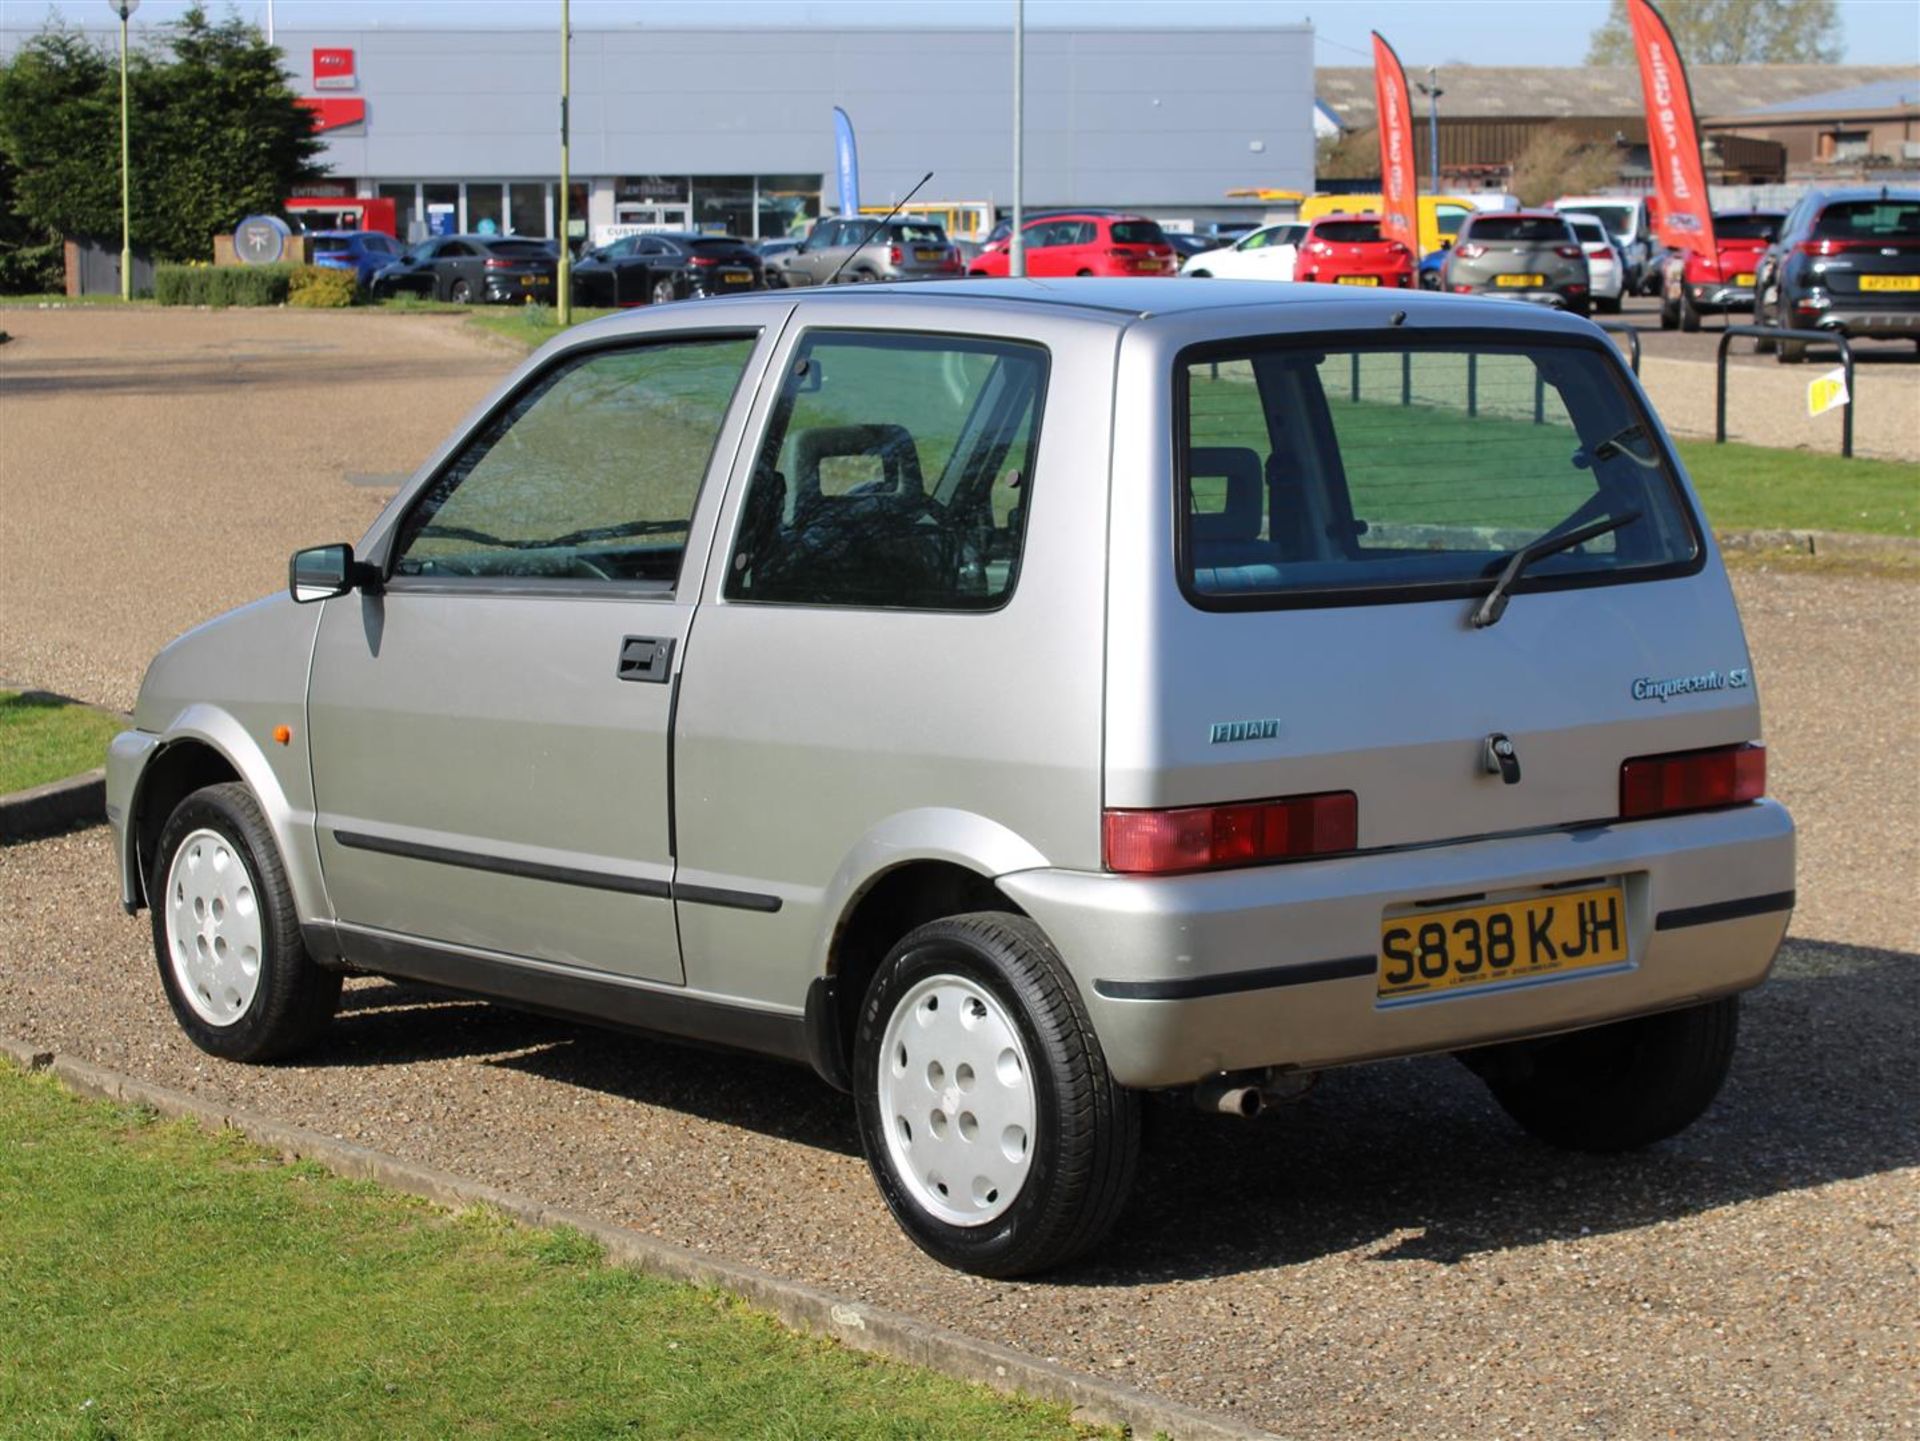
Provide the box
[6,0,1917,66]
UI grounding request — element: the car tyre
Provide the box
[650,276,677,306]
[148,782,340,1063]
[1658,294,1679,330]
[1189,269,1212,278]
[852,912,1139,1278]
[1598,293,1622,314]
[1466,996,1739,1153]
[448,278,473,304]
[1679,288,1701,333]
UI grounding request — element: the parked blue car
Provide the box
[309,230,403,289]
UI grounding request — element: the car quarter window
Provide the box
[725,330,1048,610]
[389,335,757,588]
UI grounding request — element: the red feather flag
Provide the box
[1628,0,1719,259]
[1371,32,1420,255]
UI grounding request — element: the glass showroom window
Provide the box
[467,183,506,237]
[758,175,822,241]
[378,183,421,239]
[693,176,755,238]
[508,182,549,237]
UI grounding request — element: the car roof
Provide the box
[1310,213,1383,224]
[558,277,1621,348]
[1803,186,1920,204]
[1471,210,1565,221]
[1030,212,1153,224]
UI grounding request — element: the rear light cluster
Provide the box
[1454,242,1486,259]
[1554,245,1584,260]
[483,258,514,270]
[1792,238,1917,257]
[1586,245,1611,258]
[889,244,903,265]
[1103,792,1357,875]
[1620,744,1765,819]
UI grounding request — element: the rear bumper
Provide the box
[1794,306,1920,336]
[999,801,1794,1088]
[1689,283,1756,310]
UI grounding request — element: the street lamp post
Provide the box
[1416,67,1443,193]
[108,0,139,301]
[557,0,572,325]
[1010,0,1025,278]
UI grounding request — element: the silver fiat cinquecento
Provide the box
[108,279,1794,1276]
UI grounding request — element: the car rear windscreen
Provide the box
[1315,220,1383,244]
[1111,221,1167,245]
[688,239,749,255]
[312,237,352,253]
[1470,217,1569,243]
[1569,221,1607,245]
[891,222,949,243]
[1812,200,1920,240]
[1712,214,1779,241]
[485,241,552,259]
[1179,337,1700,606]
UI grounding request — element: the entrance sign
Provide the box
[234,214,291,264]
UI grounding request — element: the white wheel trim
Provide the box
[877,972,1037,1228]
[164,827,264,1027]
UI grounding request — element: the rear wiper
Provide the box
[1470,511,1641,629]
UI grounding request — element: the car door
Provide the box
[306,322,779,984]
[1023,221,1071,277]
[788,220,836,285]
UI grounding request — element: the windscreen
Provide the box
[1111,220,1167,245]
[1180,337,1700,605]
[1315,220,1383,244]
[1713,213,1780,241]
[1812,200,1920,240]
[1471,216,1570,244]
[1573,204,1633,239]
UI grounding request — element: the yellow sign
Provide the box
[1807,367,1850,418]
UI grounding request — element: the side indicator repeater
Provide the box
[272,725,292,746]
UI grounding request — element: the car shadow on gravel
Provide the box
[302,938,1914,1282]
[1071,937,1919,1285]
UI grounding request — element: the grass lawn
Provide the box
[369,295,621,350]
[0,1061,1113,1441]
[1670,438,1917,538]
[0,691,123,794]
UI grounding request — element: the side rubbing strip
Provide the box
[1655,890,1795,931]
[675,883,783,914]
[1093,953,1375,1002]
[332,830,672,899]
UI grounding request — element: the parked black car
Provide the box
[367,235,556,305]
[570,232,763,307]
[1753,186,1920,361]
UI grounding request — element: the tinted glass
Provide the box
[1471,217,1570,243]
[392,338,755,587]
[1572,205,1634,239]
[1436,204,1471,238]
[1111,220,1167,244]
[364,234,397,253]
[312,237,352,253]
[1812,200,1920,240]
[1713,213,1780,241]
[485,240,550,259]
[1315,220,1383,243]
[1180,338,1699,604]
[689,238,749,254]
[726,331,1048,610]
[1570,220,1608,245]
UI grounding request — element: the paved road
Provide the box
[2,308,1915,1439]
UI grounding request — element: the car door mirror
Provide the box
[289,542,374,604]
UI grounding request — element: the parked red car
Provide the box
[1293,215,1414,288]
[1658,210,1785,331]
[969,213,1176,278]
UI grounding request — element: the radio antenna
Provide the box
[825,171,934,287]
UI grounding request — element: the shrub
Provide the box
[154,263,296,307]
[288,265,357,308]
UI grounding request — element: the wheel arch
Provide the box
[801,810,1051,1090]
[127,707,325,923]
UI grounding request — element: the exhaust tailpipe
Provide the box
[1193,1075,1265,1118]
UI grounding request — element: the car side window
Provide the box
[726,330,1048,611]
[1027,222,1061,249]
[389,336,757,588]
[440,241,472,258]
[1240,230,1269,251]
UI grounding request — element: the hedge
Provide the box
[154,264,296,307]
[288,265,357,308]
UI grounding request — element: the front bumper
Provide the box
[1000,801,1794,1088]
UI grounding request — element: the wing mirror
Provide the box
[289,543,379,604]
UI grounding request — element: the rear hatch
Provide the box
[683,238,759,290]
[482,240,555,292]
[1458,217,1584,291]
[1106,219,1176,274]
[1802,197,1920,308]
[1302,220,1408,285]
[1106,325,1758,853]
[1703,213,1779,286]
[884,223,959,276]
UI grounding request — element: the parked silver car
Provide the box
[110,280,1793,1276]
[767,215,963,286]
[1444,211,1592,314]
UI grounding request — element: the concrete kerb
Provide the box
[0,687,127,843]
[0,1035,1280,1441]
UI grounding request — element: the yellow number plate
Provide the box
[1495,273,1544,288]
[914,247,944,262]
[1734,272,1757,286]
[1860,274,1920,292]
[1335,274,1379,285]
[1379,886,1627,1002]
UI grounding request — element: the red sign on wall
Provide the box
[313,47,356,90]
[300,97,367,133]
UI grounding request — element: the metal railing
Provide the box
[1594,318,1641,376]
[1715,325,1856,459]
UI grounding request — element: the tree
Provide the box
[1585,0,1842,66]
[0,6,322,280]
[1509,129,1620,207]
[1315,130,1378,183]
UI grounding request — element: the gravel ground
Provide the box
[2,309,1917,1438]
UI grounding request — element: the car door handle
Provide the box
[617,635,674,684]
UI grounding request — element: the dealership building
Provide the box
[249,22,1314,243]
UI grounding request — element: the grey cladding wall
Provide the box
[275,25,1314,207]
